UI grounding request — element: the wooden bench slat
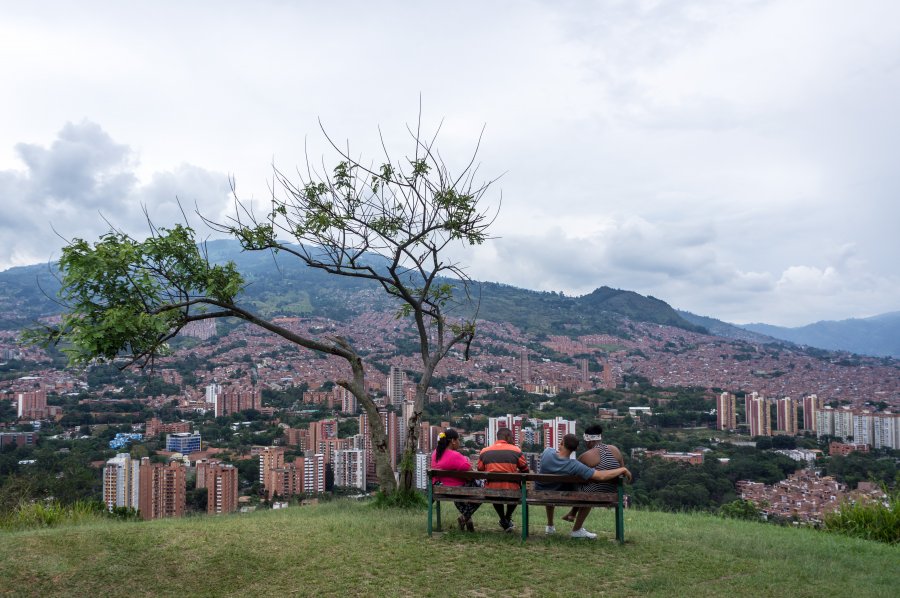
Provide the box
[526,490,619,504]
[432,487,520,500]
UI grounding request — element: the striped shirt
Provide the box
[477,440,529,489]
[579,444,621,494]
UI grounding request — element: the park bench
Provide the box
[427,470,625,543]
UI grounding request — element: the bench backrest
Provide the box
[429,469,621,486]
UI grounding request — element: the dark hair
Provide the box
[562,433,579,452]
[585,424,603,436]
[434,428,460,462]
[497,427,513,442]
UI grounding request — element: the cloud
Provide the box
[462,212,900,327]
[0,122,232,269]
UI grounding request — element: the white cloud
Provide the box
[0,122,231,268]
[0,0,898,327]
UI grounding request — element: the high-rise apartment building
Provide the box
[816,406,835,438]
[138,458,186,520]
[334,448,366,490]
[359,410,399,481]
[316,437,350,464]
[214,385,261,417]
[259,446,286,488]
[776,397,798,435]
[716,392,737,431]
[386,367,405,407]
[520,350,530,384]
[802,394,823,432]
[600,361,615,390]
[284,427,310,450]
[302,454,325,494]
[541,417,575,451]
[204,464,238,515]
[833,408,854,441]
[15,389,47,419]
[309,419,338,452]
[873,413,899,449]
[264,454,325,499]
[205,383,220,405]
[815,407,897,449]
[340,387,358,414]
[102,453,140,511]
[414,452,430,490]
[486,414,525,446]
[746,394,771,437]
[852,411,874,446]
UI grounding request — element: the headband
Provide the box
[583,433,602,442]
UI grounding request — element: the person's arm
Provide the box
[516,452,529,473]
[590,466,632,483]
[450,451,472,471]
[476,453,486,471]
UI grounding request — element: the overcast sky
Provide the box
[1,0,898,327]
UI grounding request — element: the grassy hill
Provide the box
[1,501,896,597]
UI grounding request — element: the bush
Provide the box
[0,500,108,531]
[823,489,900,544]
[719,499,762,521]
[371,489,427,510]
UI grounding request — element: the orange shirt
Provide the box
[477,440,529,489]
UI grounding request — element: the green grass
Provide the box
[0,502,897,597]
[824,490,900,544]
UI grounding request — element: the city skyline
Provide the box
[1,1,899,327]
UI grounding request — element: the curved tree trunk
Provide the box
[339,353,397,495]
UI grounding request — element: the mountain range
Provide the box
[1,240,897,358]
[738,313,900,359]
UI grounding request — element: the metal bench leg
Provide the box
[616,483,625,544]
[427,482,433,536]
[521,483,528,543]
[436,499,442,532]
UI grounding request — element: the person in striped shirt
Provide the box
[477,427,529,531]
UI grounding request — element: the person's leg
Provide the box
[562,507,577,522]
[572,506,591,531]
[505,504,517,520]
[493,503,506,523]
[545,505,555,526]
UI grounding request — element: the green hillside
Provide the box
[0,240,705,337]
[0,501,895,597]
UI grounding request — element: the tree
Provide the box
[33,113,497,495]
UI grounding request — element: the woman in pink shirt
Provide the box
[431,428,480,531]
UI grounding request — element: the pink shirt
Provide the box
[431,449,472,486]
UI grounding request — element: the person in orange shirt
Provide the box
[477,427,529,531]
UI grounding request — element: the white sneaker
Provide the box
[545,525,556,534]
[570,528,597,539]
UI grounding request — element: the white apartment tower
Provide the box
[102,453,140,511]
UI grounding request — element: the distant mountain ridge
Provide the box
[6,240,897,356]
[0,240,702,337]
[740,313,900,358]
[677,310,775,344]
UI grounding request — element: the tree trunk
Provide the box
[398,367,435,492]
[340,355,397,495]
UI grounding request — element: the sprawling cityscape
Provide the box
[2,306,896,526]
